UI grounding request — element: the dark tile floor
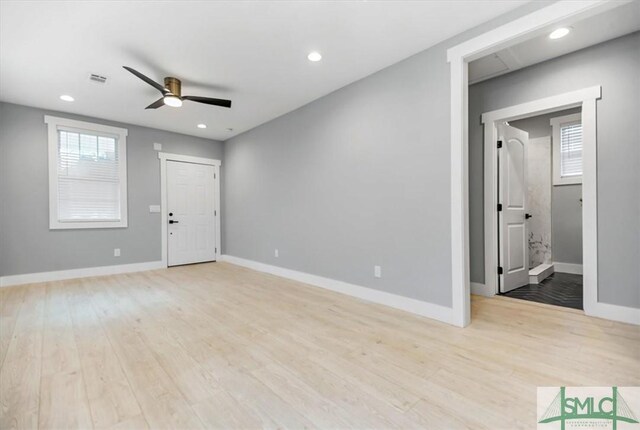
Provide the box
[502,272,583,310]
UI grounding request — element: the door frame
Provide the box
[481,87,600,307]
[159,152,221,268]
[445,0,636,327]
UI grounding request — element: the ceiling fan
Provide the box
[123,66,232,110]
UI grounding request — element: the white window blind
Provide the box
[57,129,121,221]
[46,115,128,229]
[559,122,583,177]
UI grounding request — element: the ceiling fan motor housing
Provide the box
[164,77,181,96]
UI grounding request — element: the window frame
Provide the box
[551,112,583,186]
[45,115,128,229]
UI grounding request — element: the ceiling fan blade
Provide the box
[123,66,168,94]
[182,95,232,108]
[145,97,165,109]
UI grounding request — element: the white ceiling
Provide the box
[469,1,640,84]
[0,1,527,141]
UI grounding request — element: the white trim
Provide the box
[44,115,129,137]
[551,113,583,185]
[0,261,164,288]
[481,87,599,302]
[221,255,457,326]
[447,0,626,326]
[45,115,128,229]
[481,87,599,124]
[447,1,622,63]
[158,152,221,166]
[553,262,583,275]
[587,302,640,326]
[158,152,222,268]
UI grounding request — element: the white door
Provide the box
[498,124,530,292]
[167,161,216,266]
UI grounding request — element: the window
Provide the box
[45,116,128,229]
[551,113,582,185]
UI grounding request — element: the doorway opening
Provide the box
[497,108,584,310]
[478,86,599,314]
[447,1,639,326]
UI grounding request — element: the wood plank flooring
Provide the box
[1,262,638,429]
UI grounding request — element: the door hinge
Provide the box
[497,203,502,212]
[497,140,502,149]
[215,247,217,253]
[498,266,504,275]
[214,173,216,179]
[214,210,217,216]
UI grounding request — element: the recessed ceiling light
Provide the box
[307,51,322,62]
[59,95,74,102]
[549,27,571,40]
[197,123,207,129]
[163,95,183,107]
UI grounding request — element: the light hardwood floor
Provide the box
[1,262,638,429]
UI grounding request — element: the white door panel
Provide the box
[167,161,216,266]
[499,124,530,292]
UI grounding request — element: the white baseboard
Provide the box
[471,282,492,297]
[221,255,456,326]
[553,262,583,275]
[587,301,640,326]
[0,261,165,288]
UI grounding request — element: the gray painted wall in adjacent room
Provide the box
[469,32,640,308]
[510,108,583,266]
[551,185,583,265]
[0,102,224,276]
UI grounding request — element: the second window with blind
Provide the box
[551,113,583,186]
[45,116,128,229]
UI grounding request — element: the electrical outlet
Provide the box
[374,265,382,278]
[274,249,279,258]
[153,142,162,151]
[114,248,121,257]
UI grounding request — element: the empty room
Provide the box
[0,1,638,429]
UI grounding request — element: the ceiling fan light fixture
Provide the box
[163,95,183,107]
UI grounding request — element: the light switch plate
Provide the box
[149,205,161,213]
[153,142,162,151]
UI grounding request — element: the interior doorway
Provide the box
[496,108,584,310]
[480,87,598,313]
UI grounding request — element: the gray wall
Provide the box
[510,108,583,266]
[0,102,223,276]
[551,186,583,265]
[469,32,640,307]
[510,108,580,139]
[222,2,550,308]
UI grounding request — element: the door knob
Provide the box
[169,220,179,224]
[525,213,532,219]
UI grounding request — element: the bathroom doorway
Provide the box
[499,108,584,310]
